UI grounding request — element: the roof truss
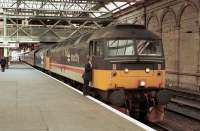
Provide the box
[0,0,146,18]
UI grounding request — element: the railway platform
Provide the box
[0,63,155,131]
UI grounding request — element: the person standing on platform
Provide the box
[19,56,21,62]
[0,57,6,72]
[82,57,92,96]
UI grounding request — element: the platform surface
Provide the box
[0,64,150,131]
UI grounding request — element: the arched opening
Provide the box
[147,16,160,36]
[161,10,177,86]
[179,5,198,90]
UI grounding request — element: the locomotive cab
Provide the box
[88,24,167,122]
[89,38,165,91]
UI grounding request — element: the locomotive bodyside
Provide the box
[49,35,91,83]
[35,45,55,70]
[21,51,35,66]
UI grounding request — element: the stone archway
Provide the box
[147,15,160,36]
[161,10,177,86]
[179,5,199,90]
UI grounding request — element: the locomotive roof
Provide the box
[53,24,160,48]
[89,24,160,41]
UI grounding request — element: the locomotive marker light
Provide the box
[139,80,146,87]
[145,67,150,73]
[124,68,129,73]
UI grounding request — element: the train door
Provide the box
[89,40,103,65]
[89,41,94,57]
[89,41,97,86]
[89,41,101,54]
[89,41,99,66]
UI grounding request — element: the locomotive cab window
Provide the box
[136,40,162,56]
[106,40,135,56]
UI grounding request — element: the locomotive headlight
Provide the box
[124,68,129,73]
[139,80,146,87]
[145,68,150,73]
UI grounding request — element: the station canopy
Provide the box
[0,0,147,43]
[0,0,145,18]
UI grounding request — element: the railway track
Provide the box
[150,123,174,131]
[167,87,200,102]
[166,98,200,121]
[166,87,200,121]
[152,110,200,131]
[150,87,200,131]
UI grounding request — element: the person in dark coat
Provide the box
[82,57,92,96]
[1,58,6,72]
[19,56,21,62]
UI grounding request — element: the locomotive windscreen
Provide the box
[106,40,135,56]
[105,39,163,57]
[136,40,162,56]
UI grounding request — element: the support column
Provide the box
[197,26,200,73]
[143,4,147,28]
[3,15,6,41]
[175,25,180,88]
[197,15,200,91]
[3,15,7,58]
[3,15,9,68]
[4,47,8,57]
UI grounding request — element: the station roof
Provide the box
[0,0,148,44]
[0,0,146,18]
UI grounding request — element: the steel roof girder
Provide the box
[8,18,32,38]
[67,20,82,34]
[67,20,89,39]
[39,20,62,39]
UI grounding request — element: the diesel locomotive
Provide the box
[22,24,170,122]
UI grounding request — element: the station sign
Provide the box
[0,43,19,48]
